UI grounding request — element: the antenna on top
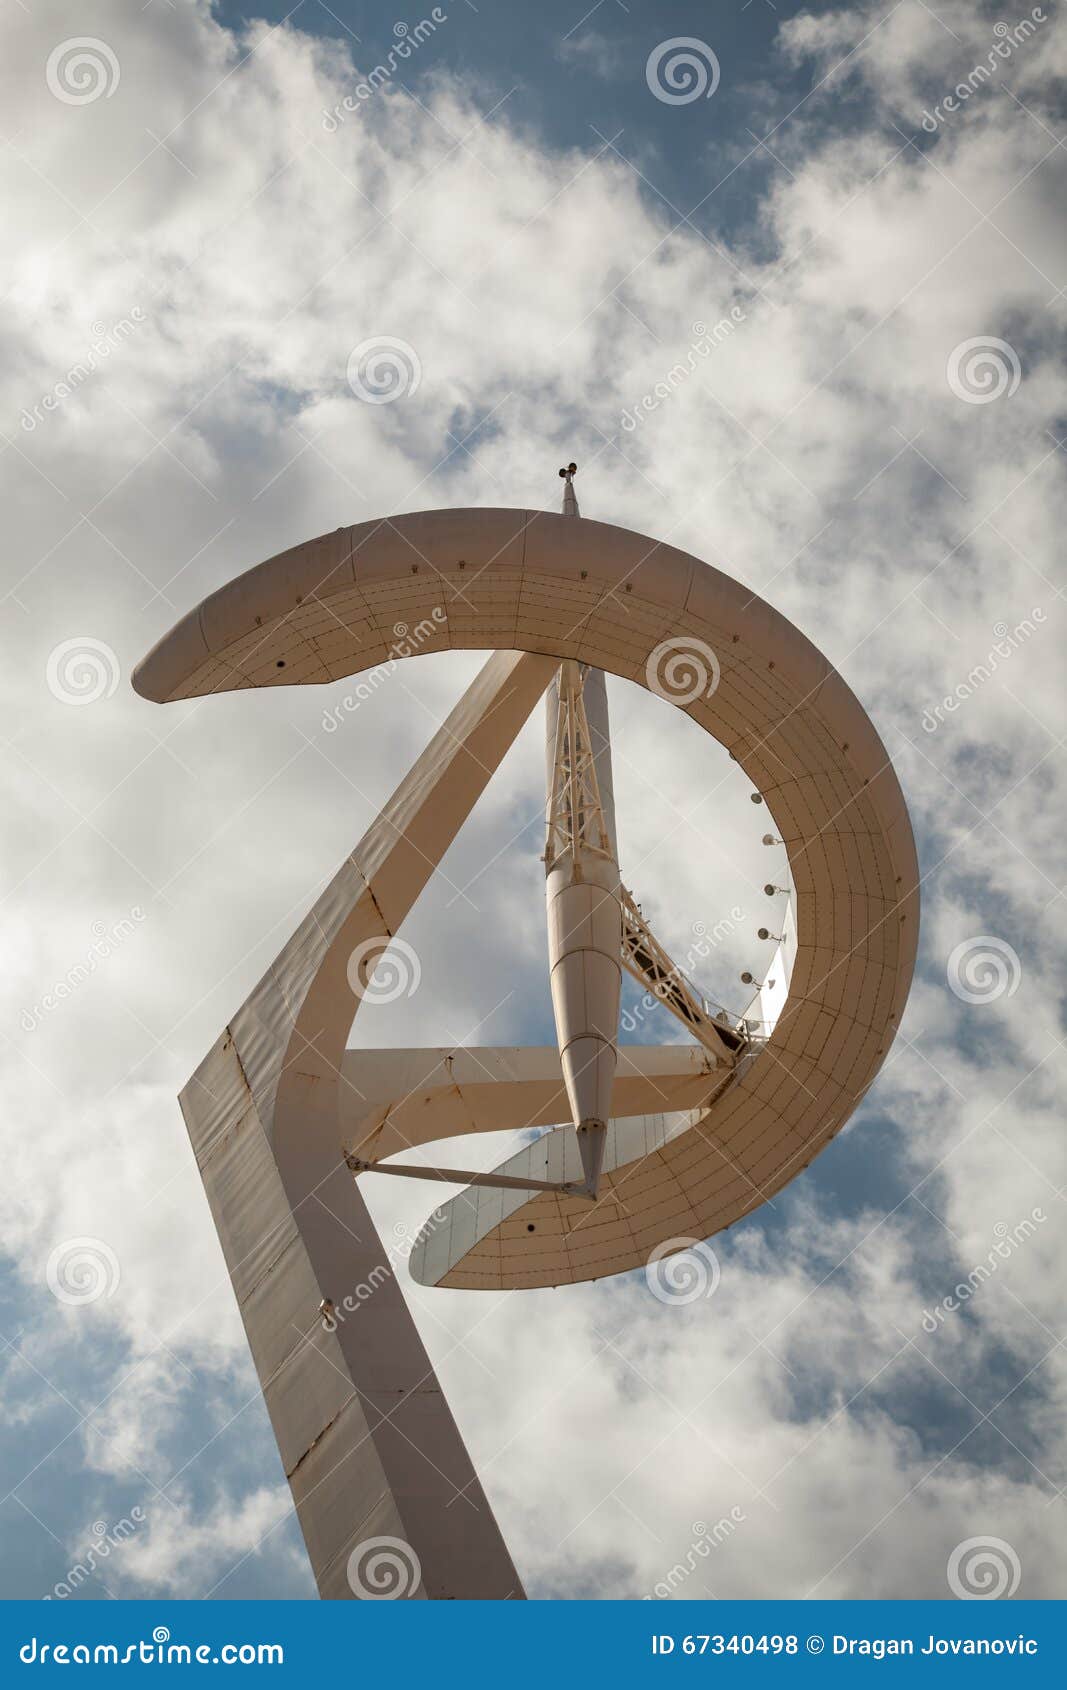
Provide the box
[558,461,580,518]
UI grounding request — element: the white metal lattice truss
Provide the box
[135,467,918,1599]
[619,887,745,1065]
[545,661,614,867]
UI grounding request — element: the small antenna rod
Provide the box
[558,461,580,517]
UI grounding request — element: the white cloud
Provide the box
[110,1484,299,1598]
[556,28,628,82]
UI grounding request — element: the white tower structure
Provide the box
[135,473,919,1597]
[544,466,621,1195]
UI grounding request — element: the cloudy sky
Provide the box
[1,0,1065,1603]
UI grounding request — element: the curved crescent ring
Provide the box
[135,507,919,1289]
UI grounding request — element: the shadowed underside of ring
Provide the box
[135,506,919,1293]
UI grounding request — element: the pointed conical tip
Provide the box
[576,1118,607,1195]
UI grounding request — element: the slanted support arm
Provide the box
[620,888,747,1065]
[346,1154,587,1197]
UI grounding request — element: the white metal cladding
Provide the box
[159,647,551,1598]
[544,665,622,1179]
[336,1044,722,1162]
[408,1105,721,1287]
[755,897,798,1032]
[135,506,919,1292]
